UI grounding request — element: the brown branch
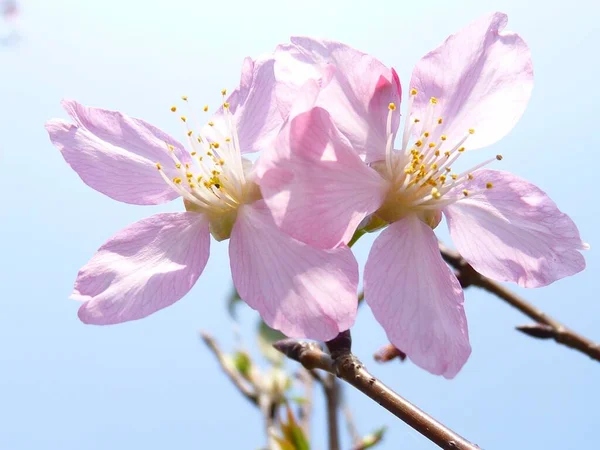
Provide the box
[199,331,258,405]
[439,244,600,362]
[274,332,480,450]
[324,373,341,450]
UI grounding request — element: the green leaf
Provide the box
[233,351,252,380]
[280,405,310,450]
[359,426,387,449]
[257,320,286,365]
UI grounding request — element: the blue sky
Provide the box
[1,0,598,448]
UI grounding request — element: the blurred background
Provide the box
[1,0,598,448]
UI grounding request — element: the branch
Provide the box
[324,373,341,450]
[200,331,258,405]
[274,332,480,450]
[295,368,314,437]
[439,244,600,362]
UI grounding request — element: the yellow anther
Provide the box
[437,118,443,125]
[191,151,197,156]
[175,163,181,169]
[186,172,193,178]
[170,106,177,112]
[439,175,447,183]
[431,163,438,170]
[211,170,219,176]
[463,189,469,196]
[445,167,451,172]
[208,121,214,127]
[444,151,451,157]
[434,150,440,156]
[203,105,209,112]
[155,162,162,170]
[197,137,203,143]
[223,102,230,109]
[431,187,441,199]
[468,173,474,180]
[440,135,447,141]
[458,147,465,152]
[415,140,423,147]
[410,88,418,96]
[468,128,475,134]
[486,182,493,189]
[181,95,188,101]
[206,151,213,156]
[218,158,225,165]
[424,132,430,137]
[173,177,182,184]
[188,183,196,188]
[427,143,435,149]
[451,174,458,180]
[185,163,190,169]
[414,118,421,123]
[197,176,203,182]
[419,154,425,160]
[180,116,187,122]
[221,88,227,96]
[168,144,175,151]
[388,102,396,110]
[212,142,220,149]
[225,137,231,142]
[187,130,193,136]
[496,154,503,161]
[430,97,438,104]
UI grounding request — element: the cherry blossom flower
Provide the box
[45,56,358,341]
[258,13,588,377]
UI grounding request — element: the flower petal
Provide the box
[256,106,388,249]
[46,99,188,205]
[444,169,587,288]
[207,55,283,154]
[364,215,470,378]
[74,212,210,324]
[275,37,401,162]
[229,202,358,341]
[410,12,533,151]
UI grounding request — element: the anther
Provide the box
[221,89,227,96]
[203,105,209,112]
[187,130,193,136]
[410,88,418,96]
[208,121,214,127]
[496,154,503,160]
[170,106,177,112]
[440,135,447,141]
[437,118,443,124]
[388,103,396,110]
[463,189,469,196]
[415,140,423,147]
[430,97,438,104]
[486,182,493,189]
[180,116,187,122]
[181,96,188,101]
[168,145,174,151]
[458,147,465,152]
[424,132,430,137]
[213,142,220,149]
[175,163,181,169]
[414,118,421,123]
[155,163,162,170]
[468,128,475,134]
[468,173,474,180]
[223,102,230,109]
[173,177,182,184]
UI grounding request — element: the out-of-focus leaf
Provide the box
[227,286,244,320]
[280,404,310,450]
[257,320,286,365]
[290,396,307,405]
[356,426,387,449]
[233,351,252,380]
[273,436,296,450]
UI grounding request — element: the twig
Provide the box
[439,244,600,362]
[296,368,314,437]
[200,331,258,405]
[274,332,480,450]
[324,373,341,450]
[374,344,407,363]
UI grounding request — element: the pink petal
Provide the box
[46,100,189,205]
[275,37,401,162]
[410,12,533,151]
[364,215,471,378]
[229,202,358,341]
[256,106,388,249]
[74,212,210,324]
[207,55,284,154]
[444,169,587,288]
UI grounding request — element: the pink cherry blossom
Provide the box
[45,56,358,341]
[259,12,588,377]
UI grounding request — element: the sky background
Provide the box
[1,0,598,448]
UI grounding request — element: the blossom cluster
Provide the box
[46,12,587,378]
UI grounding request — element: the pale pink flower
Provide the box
[258,13,588,377]
[45,56,358,341]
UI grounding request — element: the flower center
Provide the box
[156,92,260,240]
[372,89,501,228]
